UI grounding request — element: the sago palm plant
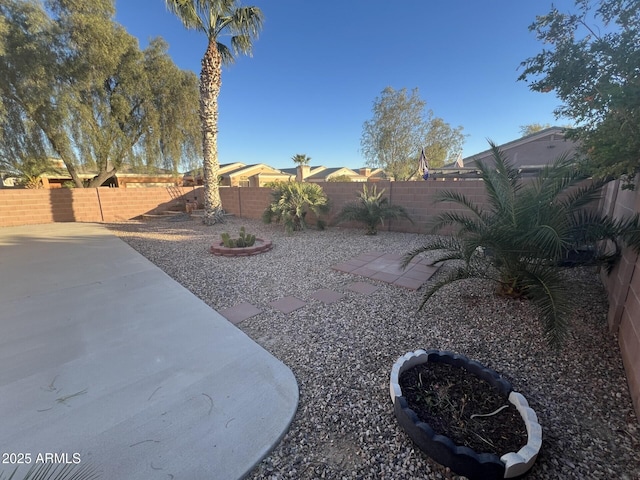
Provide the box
[335,184,413,235]
[262,181,330,234]
[403,142,640,347]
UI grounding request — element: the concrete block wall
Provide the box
[0,189,101,226]
[619,266,640,415]
[318,180,490,233]
[0,187,198,227]
[599,178,640,417]
[220,187,272,219]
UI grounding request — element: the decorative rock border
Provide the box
[210,238,273,257]
[390,349,542,480]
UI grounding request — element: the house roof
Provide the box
[359,167,387,178]
[442,127,578,172]
[279,165,327,176]
[183,162,245,178]
[305,167,367,181]
[221,163,289,178]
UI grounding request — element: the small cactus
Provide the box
[220,227,256,248]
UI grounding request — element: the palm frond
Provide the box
[434,190,485,220]
[477,142,520,209]
[525,223,567,261]
[520,266,572,348]
[1,462,101,480]
[430,212,485,236]
[164,1,206,32]
[417,266,476,310]
[558,177,608,212]
[401,236,462,268]
[216,42,234,64]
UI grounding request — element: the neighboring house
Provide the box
[280,165,328,182]
[357,167,388,182]
[220,163,294,187]
[182,163,386,187]
[39,161,181,188]
[284,165,367,183]
[183,162,242,186]
[305,167,367,183]
[437,127,579,179]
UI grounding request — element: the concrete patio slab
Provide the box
[0,223,298,480]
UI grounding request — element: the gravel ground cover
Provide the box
[108,216,640,480]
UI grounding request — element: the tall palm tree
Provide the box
[165,0,263,225]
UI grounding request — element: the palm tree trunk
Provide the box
[200,39,224,225]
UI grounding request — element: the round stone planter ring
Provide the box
[389,349,542,479]
[210,238,273,257]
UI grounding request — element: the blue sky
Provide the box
[114,0,577,171]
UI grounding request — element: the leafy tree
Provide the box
[262,181,329,234]
[0,84,54,188]
[519,0,640,186]
[335,184,413,235]
[361,87,465,181]
[291,154,311,166]
[519,123,553,136]
[0,0,58,184]
[0,0,201,187]
[403,142,640,347]
[141,38,202,174]
[165,0,263,225]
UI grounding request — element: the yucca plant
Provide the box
[262,181,329,234]
[403,141,640,347]
[335,184,413,235]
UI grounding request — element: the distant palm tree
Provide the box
[291,154,311,166]
[165,0,263,225]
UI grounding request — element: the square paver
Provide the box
[332,252,439,290]
[357,251,385,261]
[351,266,379,277]
[347,282,380,295]
[218,302,262,324]
[332,262,359,273]
[393,275,426,290]
[402,266,432,281]
[269,296,307,314]
[310,289,344,304]
[371,271,401,283]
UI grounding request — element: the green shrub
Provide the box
[335,184,413,235]
[262,181,329,234]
